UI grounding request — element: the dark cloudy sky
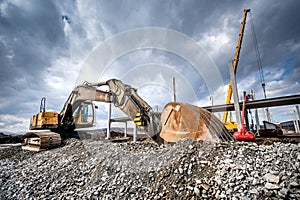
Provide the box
[0,0,299,133]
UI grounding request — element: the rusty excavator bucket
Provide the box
[160,102,235,143]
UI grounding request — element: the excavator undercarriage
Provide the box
[22,132,61,151]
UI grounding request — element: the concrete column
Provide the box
[266,108,272,122]
[296,105,300,128]
[228,60,242,130]
[254,109,260,133]
[251,89,260,133]
[106,103,111,139]
[154,105,159,112]
[133,124,138,142]
[172,77,176,102]
[124,122,127,137]
[293,110,300,133]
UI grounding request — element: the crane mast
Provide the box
[222,9,250,125]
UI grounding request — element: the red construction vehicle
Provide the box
[233,91,256,141]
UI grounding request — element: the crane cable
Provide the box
[249,12,272,122]
[249,12,267,99]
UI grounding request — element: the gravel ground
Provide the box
[0,138,299,199]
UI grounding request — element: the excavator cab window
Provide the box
[73,102,95,128]
[81,104,93,123]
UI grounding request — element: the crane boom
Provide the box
[222,9,250,124]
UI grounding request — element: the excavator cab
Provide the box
[29,97,96,131]
[73,101,95,128]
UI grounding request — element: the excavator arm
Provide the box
[59,79,163,143]
[59,84,111,130]
[105,79,162,142]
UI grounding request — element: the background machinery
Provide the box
[23,79,234,151]
[222,9,250,131]
[233,91,256,141]
[223,8,270,135]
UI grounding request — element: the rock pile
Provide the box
[0,132,22,144]
[0,138,299,199]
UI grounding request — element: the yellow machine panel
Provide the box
[224,122,238,133]
[30,111,59,130]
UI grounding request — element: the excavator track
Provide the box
[22,132,61,152]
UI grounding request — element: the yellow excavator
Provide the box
[222,9,250,132]
[23,79,234,151]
